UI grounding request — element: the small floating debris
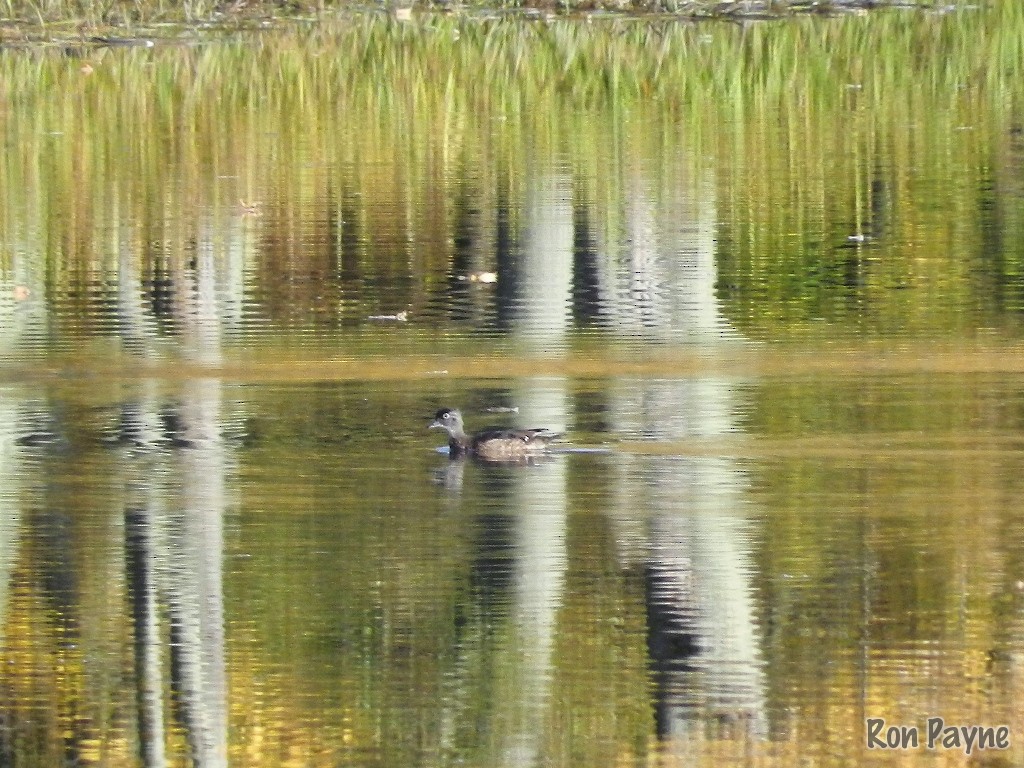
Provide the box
[847,233,868,242]
[484,406,519,413]
[367,310,409,322]
[13,285,30,301]
[89,36,155,48]
[393,6,413,21]
[238,199,262,216]
[15,430,65,448]
[457,271,498,283]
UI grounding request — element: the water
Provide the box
[2,6,1024,766]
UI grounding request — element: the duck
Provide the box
[429,407,559,462]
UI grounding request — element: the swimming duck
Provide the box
[429,407,559,462]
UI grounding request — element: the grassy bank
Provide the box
[0,0,978,33]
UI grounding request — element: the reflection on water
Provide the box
[2,7,1024,768]
[607,377,765,745]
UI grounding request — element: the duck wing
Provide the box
[519,428,561,443]
[472,427,559,446]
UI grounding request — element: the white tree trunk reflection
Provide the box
[117,213,248,767]
[598,161,767,742]
[501,172,573,766]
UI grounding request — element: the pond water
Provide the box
[2,5,1024,766]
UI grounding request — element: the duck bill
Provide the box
[428,420,445,430]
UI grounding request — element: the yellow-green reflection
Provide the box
[1,6,1023,345]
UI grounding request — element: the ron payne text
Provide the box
[866,718,1010,756]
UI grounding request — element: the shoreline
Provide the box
[0,0,968,45]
